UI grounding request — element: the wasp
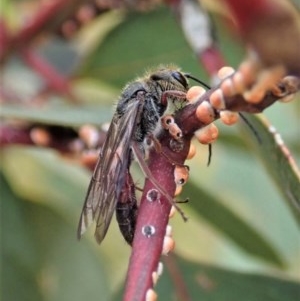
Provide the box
[77,66,190,245]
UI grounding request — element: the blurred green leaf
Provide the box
[0,103,113,127]
[1,146,132,292]
[1,172,43,301]
[81,7,208,87]
[156,254,300,301]
[239,114,300,224]
[180,181,285,267]
[1,147,88,219]
[1,171,110,301]
[113,253,300,301]
[75,10,126,59]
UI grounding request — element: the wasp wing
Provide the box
[78,100,142,244]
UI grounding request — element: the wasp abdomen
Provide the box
[115,170,138,245]
[116,199,138,245]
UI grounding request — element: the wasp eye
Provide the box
[150,74,162,81]
[172,72,188,89]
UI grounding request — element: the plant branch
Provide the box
[123,73,300,300]
[21,49,76,101]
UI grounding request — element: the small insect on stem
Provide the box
[77,65,191,245]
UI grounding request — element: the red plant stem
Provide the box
[15,0,71,43]
[1,0,66,60]
[124,132,190,301]
[123,74,300,301]
[163,255,191,301]
[199,46,226,77]
[0,0,84,62]
[0,126,33,146]
[178,78,300,135]
[220,0,274,32]
[123,168,173,300]
[21,49,76,100]
[0,19,9,60]
[0,124,83,154]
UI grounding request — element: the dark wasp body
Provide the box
[77,66,189,245]
[115,169,138,245]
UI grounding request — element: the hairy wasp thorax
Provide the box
[116,68,190,144]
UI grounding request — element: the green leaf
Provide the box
[0,103,113,127]
[1,146,88,219]
[81,7,208,87]
[180,181,285,267]
[156,254,300,301]
[239,114,300,224]
[1,146,132,293]
[112,254,300,301]
[1,172,110,301]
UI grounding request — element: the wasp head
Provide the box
[150,68,189,92]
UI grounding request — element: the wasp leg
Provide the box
[132,142,188,222]
[146,132,187,169]
[161,90,187,106]
[175,198,189,204]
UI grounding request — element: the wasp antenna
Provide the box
[207,144,212,166]
[185,74,211,89]
[239,113,262,144]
